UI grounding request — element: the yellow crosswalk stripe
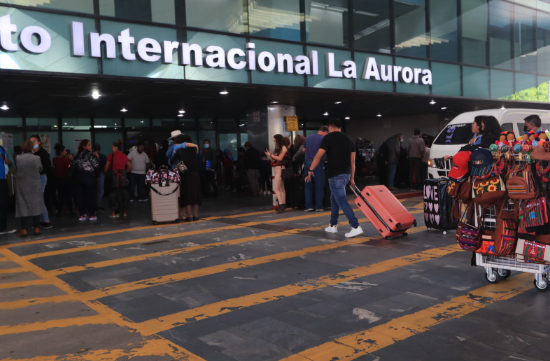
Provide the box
[281,273,533,361]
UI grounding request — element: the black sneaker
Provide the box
[41,223,53,230]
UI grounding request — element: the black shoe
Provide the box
[185,218,192,222]
[41,223,53,230]
[193,217,200,221]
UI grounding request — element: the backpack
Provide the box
[506,163,538,200]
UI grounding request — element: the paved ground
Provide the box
[0,193,549,361]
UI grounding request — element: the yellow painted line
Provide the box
[23,208,367,260]
[0,248,206,360]
[0,279,48,290]
[138,243,460,336]
[0,315,110,336]
[76,226,426,301]
[0,337,206,361]
[0,268,24,275]
[282,273,533,361]
[0,294,74,310]
[414,201,424,209]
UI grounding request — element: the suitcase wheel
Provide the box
[402,232,408,237]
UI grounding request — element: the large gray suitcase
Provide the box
[150,183,179,224]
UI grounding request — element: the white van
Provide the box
[428,108,550,179]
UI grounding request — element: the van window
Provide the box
[434,123,473,145]
[501,123,513,132]
[516,123,550,134]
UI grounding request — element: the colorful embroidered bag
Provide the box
[516,238,550,265]
[456,205,482,251]
[519,197,549,231]
[506,163,538,200]
[493,205,518,256]
[472,176,506,206]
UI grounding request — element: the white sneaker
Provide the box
[345,226,364,238]
[325,225,338,233]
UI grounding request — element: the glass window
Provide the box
[219,133,238,160]
[186,0,246,34]
[395,58,430,95]
[463,66,489,98]
[537,76,550,103]
[431,62,461,97]
[62,118,91,130]
[0,8,99,74]
[99,0,175,25]
[0,0,94,14]
[100,21,182,80]
[217,119,237,132]
[491,69,514,99]
[251,40,305,87]
[249,0,301,41]
[153,119,176,128]
[539,0,550,13]
[434,123,474,145]
[95,131,123,156]
[185,32,248,84]
[25,118,58,129]
[514,4,537,73]
[0,118,22,126]
[461,0,488,66]
[510,73,538,101]
[352,0,391,53]
[306,0,350,47]
[0,131,24,159]
[430,0,458,62]
[240,133,249,147]
[354,52,393,93]
[307,46,353,90]
[199,131,216,148]
[489,0,513,70]
[199,119,214,130]
[537,11,550,75]
[62,131,92,153]
[179,119,196,130]
[394,0,428,58]
[93,118,120,129]
[125,119,150,128]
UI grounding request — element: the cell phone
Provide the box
[264,148,268,152]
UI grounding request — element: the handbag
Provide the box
[456,205,482,252]
[281,167,294,180]
[519,197,548,231]
[492,204,518,256]
[174,149,188,176]
[473,176,506,207]
[113,171,129,188]
[516,237,550,265]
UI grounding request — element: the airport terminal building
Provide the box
[1,0,550,158]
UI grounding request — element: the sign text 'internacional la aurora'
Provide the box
[0,14,433,85]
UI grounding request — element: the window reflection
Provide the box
[306,0,350,47]
[461,0,488,66]
[430,0,458,62]
[537,11,550,75]
[99,0,176,25]
[489,0,513,70]
[0,0,94,14]
[394,0,428,58]
[514,5,537,73]
[186,0,247,34]
[352,0,391,53]
[249,0,301,41]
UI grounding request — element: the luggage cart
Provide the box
[475,202,550,291]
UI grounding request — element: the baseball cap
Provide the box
[470,148,494,178]
[448,151,471,182]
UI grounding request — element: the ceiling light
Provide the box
[92,90,101,99]
[271,101,278,104]
[239,124,245,127]
[64,122,67,125]
[140,120,144,123]
[377,113,382,117]
[220,90,229,95]
[335,101,342,104]
[441,107,447,110]
[179,110,185,114]
[345,116,350,120]
[323,112,329,116]
[177,114,183,117]
[120,107,128,113]
[0,105,8,110]
[429,100,436,105]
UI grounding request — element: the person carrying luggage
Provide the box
[303,126,328,212]
[305,119,363,238]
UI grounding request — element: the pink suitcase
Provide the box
[350,185,416,239]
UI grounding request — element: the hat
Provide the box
[168,130,181,140]
[470,148,494,178]
[448,151,471,182]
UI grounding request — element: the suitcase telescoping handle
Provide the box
[349,185,404,233]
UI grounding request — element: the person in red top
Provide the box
[53,144,74,216]
[104,140,132,218]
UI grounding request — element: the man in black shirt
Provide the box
[244,142,261,196]
[305,119,363,238]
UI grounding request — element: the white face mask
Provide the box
[400,138,403,143]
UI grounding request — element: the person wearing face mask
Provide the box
[201,139,218,197]
[524,114,541,133]
[29,135,52,230]
[385,133,402,191]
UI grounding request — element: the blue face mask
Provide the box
[204,144,210,149]
[33,144,39,150]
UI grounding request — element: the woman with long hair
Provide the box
[469,117,483,145]
[15,141,45,237]
[53,144,74,216]
[74,139,99,221]
[264,134,288,213]
[104,140,131,218]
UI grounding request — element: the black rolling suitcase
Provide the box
[423,178,456,234]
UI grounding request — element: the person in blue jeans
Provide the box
[305,119,363,238]
[303,126,328,212]
[29,135,53,229]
